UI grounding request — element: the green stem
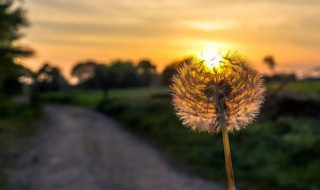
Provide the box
[221,125,236,190]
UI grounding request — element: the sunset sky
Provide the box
[21,0,320,78]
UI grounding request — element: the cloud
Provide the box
[23,0,320,75]
[33,20,180,38]
[28,0,320,48]
[181,19,239,31]
[27,0,94,12]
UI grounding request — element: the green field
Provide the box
[41,81,320,190]
[41,87,168,108]
[267,80,320,97]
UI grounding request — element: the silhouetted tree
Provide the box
[37,63,68,92]
[72,61,113,90]
[92,64,110,99]
[3,64,30,95]
[0,0,33,96]
[138,59,156,73]
[109,60,140,88]
[263,55,276,74]
[71,59,157,90]
[161,57,192,86]
[137,59,156,86]
[71,60,99,84]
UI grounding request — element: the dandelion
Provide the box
[171,50,265,190]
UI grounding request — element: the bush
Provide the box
[0,101,43,188]
[98,97,320,190]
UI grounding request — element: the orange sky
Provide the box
[20,0,320,78]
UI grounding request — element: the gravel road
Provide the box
[9,104,225,190]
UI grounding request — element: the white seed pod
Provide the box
[171,52,265,133]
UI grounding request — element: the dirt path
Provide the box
[9,104,225,190]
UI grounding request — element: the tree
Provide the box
[263,55,276,74]
[0,0,33,95]
[93,64,113,100]
[37,63,68,92]
[71,60,115,90]
[137,59,156,86]
[2,63,30,95]
[71,60,99,84]
[23,63,68,106]
[71,59,152,90]
[161,57,192,86]
[109,60,140,88]
[138,59,156,74]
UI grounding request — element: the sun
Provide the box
[198,47,223,69]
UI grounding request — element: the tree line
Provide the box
[16,58,182,92]
[0,0,178,99]
[71,59,157,89]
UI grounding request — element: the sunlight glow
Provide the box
[183,19,238,31]
[198,47,223,69]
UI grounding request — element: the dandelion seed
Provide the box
[171,52,265,133]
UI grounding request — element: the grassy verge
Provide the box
[0,100,44,188]
[98,94,320,190]
[41,85,320,190]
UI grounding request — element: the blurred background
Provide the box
[0,0,319,190]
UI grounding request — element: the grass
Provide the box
[41,90,103,109]
[41,87,168,108]
[0,100,44,188]
[98,94,320,190]
[41,81,320,190]
[268,80,320,97]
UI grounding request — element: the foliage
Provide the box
[108,60,140,88]
[268,81,320,97]
[71,60,99,84]
[137,59,157,86]
[0,0,33,95]
[263,56,276,73]
[71,60,158,89]
[41,88,167,109]
[98,90,320,190]
[0,100,43,188]
[36,63,69,92]
[161,57,193,86]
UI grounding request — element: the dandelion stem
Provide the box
[221,125,236,190]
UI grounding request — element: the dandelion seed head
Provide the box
[171,52,265,133]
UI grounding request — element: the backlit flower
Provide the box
[171,52,265,133]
